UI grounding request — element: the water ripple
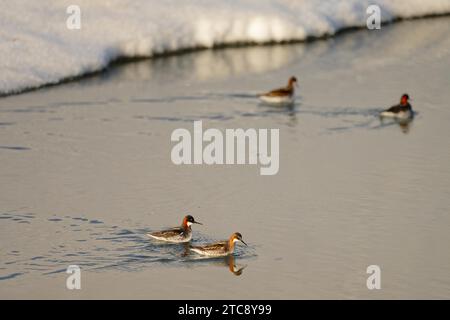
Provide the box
[0,212,256,281]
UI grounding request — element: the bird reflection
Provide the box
[379,117,413,134]
[181,243,191,257]
[226,255,247,276]
[181,244,247,276]
[397,118,413,133]
[258,98,300,127]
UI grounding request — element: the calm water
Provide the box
[1,17,450,298]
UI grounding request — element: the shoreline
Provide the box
[1,13,449,99]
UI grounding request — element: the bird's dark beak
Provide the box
[240,239,248,246]
[194,221,203,225]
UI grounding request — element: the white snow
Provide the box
[1,0,450,95]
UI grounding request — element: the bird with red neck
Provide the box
[380,94,413,119]
[190,232,247,257]
[147,215,202,243]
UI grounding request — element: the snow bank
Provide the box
[1,0,449,95]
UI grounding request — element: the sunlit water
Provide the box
[1,17,450,298]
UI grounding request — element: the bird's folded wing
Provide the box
[263,88,291,97]
[151,227,182,237]
[385,104,401,113]
[192,241,227,251]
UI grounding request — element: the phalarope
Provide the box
[259,76,298,105]
[380,94,413,119]
[190,232,247,257]
[147,215,202,243]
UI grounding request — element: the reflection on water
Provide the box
[115,45,306,82]
[67,17,450,87]
[258,100,299,127]
[227,255,247,276]
[181,245,248,276]
[379,116,414,134]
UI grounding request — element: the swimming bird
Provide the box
[380,94,413,119]
[190,232,247,257]
[147,215,202,243]
[259,76,298,105]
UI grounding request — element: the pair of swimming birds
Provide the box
[147,215,247,257]
[259,76,414,119]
